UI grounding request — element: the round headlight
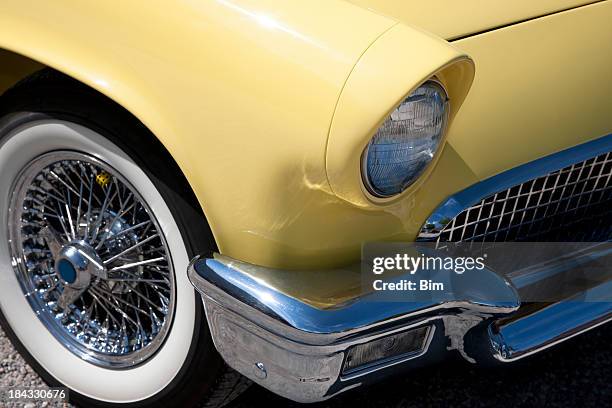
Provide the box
[362,80,449,197]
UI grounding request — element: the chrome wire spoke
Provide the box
[9,152,175,367]
[108,256,166,272]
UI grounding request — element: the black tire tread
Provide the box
[203,367,253,408]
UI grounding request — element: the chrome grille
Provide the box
[422,151,612,243]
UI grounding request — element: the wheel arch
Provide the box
[0,46,173,155]
[0,48,45,95]
[0,46,217,255]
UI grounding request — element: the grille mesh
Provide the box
[427,151,612,243]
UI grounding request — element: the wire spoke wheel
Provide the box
[8,151,175,368]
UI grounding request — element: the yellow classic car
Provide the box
[0,0,610,406]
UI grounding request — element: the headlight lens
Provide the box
[362,81,449,197]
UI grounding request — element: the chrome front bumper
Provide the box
[188,253,611,403]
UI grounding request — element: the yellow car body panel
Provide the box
[449,4,612,180]
[344,0,602,39]
[0,1,611,270]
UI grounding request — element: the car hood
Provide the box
[344,0,599,40]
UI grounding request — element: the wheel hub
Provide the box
[55,242,105,288]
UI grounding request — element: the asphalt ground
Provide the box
[1,323,609,407]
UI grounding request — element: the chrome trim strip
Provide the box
[489,280,612,362]
[508,242,612,289]
[418,134,612,239]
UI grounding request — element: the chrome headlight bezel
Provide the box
[361,79,450,198]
